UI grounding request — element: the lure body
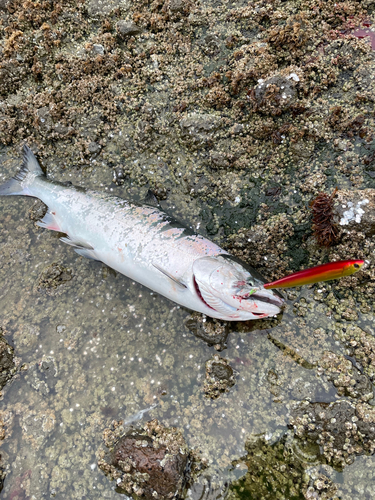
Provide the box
[264,260,364,289]
[0,146,284,321]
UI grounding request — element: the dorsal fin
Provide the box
[152,263,187,288]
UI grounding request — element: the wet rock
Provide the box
[251,70,300,115]
[113,166,126,185]
[37,106,54,133]
[167,0,186,14]
[180,113,221,147]
[304,472,338,500]
[291,399,375,470]
[92,43,105,55]
[0,60,27,97]
[186,313,230,351]
[317,351,373,401]
[0,329,16,392]
[229,436,308,499]
[37,263,72,293]
[336,189,375,236]
[116,21,143,38]
[87,0,129,17]
[210,151,230,169]
[98,419,203,499]
[88,141,101,153]
[25,356,58,396]
[28,200,48,222]
[204,354,235,399]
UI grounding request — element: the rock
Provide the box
[88,141,101,153]
[29,200,48,222]
[113,166,126,185]
[210,151,230,169]
[98,419,202,499]
[0,0,9,11]
[186,313,230,350]
[291,399,375,470]
[167,0,186,13]
[204,354,235,399]
[251,70,301,115]
[92,43,105,55]
[37,106,54,133]
[86,0,129,17]
[318,351,373,400]
[336,189,375,236]
[25,356,58,396]
[180,113,221,146]
[116,21,142,38]
[0,329,16,392]
[37,263,72,293]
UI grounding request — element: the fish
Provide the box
[263,260,364,289]
[0,145,284,321]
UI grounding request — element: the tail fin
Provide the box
[0,145,44,196]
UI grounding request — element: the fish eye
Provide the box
[354,263,360,268]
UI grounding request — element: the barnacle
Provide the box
[310,188,340,247]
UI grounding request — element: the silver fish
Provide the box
[0,146,284,321]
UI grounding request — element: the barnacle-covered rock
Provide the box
[291,399,375,470]
[204,354,235,399]
[0,329,16,392]
[98,419,204,499]
[336,188,375,237]
[250,69,302,115]
[37,263,72,293]
[186,313,230,351]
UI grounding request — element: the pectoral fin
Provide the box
[152,263,187,289]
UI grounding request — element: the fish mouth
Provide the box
[250,289,285,309]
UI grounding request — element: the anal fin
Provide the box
[153,263,187,289]
[60,236,94,250]
[74,248,99,261]
[36,211,61,232]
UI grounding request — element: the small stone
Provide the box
[116,21,142,38]
[92,44,105,55]
[88,141,101,153]
[168,0,185,13]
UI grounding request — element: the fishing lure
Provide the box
[263,260,364,289]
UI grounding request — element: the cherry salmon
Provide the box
[0,146,284,321]
[263,260,364,289]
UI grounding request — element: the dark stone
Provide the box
[29,200,48,222]
[186,313,230,350]
[37,263,72,292]
[168,0,185,13]
[98,420,202,499]
[88,141,101,153]
[116,21,142,38]
[204,355,235,399]
[0,0,8,11]
[0,331,15,391]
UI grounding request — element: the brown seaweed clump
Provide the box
[310,189,340,247]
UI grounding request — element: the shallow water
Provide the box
[1,152,375,499]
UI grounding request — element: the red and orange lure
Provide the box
[263,260,364,290]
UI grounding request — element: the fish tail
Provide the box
[0,145,44,196]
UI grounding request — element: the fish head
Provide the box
[192,255,284,321]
